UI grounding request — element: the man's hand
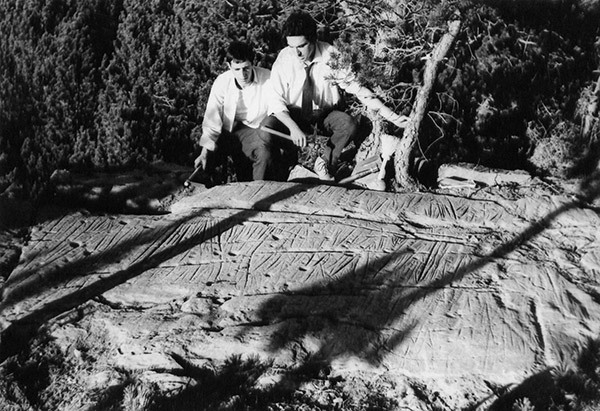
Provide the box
[377,105,410,129]
[393,115,410,129]
[194,147,211,170]
[289,125,307,148]
[273,112,307,148]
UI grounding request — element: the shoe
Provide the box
[314,157,334,181]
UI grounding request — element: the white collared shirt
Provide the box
[269,41,382,115]
[200,67,271,151]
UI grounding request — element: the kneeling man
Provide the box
[194,41,275,181]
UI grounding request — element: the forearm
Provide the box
[272,111,306,147]
[273,111,302,135]
[198,127,219,151]
[351,90,407,128]
[200,77,226,150]
[370,100,410,128]
[338,73,409,129]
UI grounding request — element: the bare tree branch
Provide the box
[393,17,461,189]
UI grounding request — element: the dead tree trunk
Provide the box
[393,19,461,189]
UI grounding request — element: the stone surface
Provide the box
[1,178,600,409]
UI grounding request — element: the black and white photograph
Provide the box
[1,1,600,410]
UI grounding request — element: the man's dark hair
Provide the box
[283,10,317,43]
[226,41,255,63]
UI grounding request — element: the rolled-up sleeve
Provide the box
[199,77,226,151]
[268,57,292,115]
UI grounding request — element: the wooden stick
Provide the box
[338,164,380,185]
[261,124,379,184]
[260,125,328,142]
[259,125,294,141]
[183,166,204,187]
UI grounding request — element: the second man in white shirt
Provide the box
[261,10,409,181]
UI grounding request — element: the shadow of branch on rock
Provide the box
[235,171,600,399]
[0,211,207,308]
[0,183,312,361]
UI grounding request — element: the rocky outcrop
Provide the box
[1,175,600,409]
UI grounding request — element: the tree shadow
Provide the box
[234,170,600,395]
[48,168,191,215]
[3,170,600,407]
[0,183,312,361]
[0,208,213,310]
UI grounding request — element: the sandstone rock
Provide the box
[2,177,600,409]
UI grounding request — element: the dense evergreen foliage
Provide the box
[0,0,598,199]
[0,0,124,197]
[0,0,290,198]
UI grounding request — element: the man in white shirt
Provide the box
[262,10,409,180]
[194,41,274,181]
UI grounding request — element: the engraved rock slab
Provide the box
[1,180,600,403]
